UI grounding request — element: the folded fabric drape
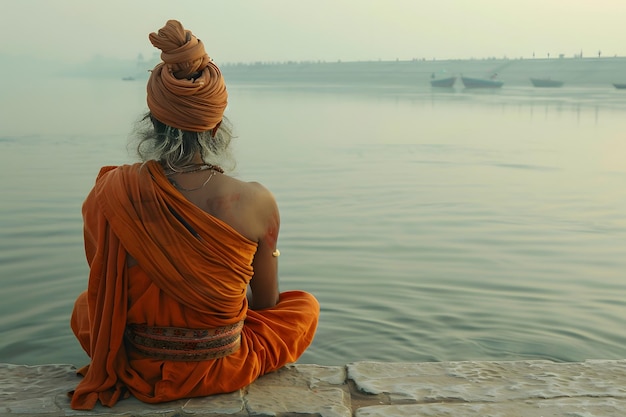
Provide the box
[69,162,319,410]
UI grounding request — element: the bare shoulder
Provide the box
[244,181,275,200]
[216,177,279,242]
[220,176,273,202]
[242,181,279,217]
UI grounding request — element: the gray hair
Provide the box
[132,113,236,172]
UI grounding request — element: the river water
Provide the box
[0,71,625,366]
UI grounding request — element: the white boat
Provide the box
[461,76,503,88]
[530,78,564,88]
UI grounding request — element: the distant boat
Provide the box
[430,76,456,88]
[122,76,135,81]
[613,83,626,89]
[461,76,503,88]
[530,78,564,88]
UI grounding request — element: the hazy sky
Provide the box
[2,0,625,65]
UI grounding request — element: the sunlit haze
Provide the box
[2,0,625,65]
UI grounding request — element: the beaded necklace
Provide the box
[165,164,224,192]
[165,163,224,175]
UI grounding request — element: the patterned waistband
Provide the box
[125,321,244,361]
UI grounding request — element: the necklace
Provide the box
[165,163,224,175]
[166,164,224,192]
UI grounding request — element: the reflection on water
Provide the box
[0,76,625,366]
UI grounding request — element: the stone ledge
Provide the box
[1,360,625,416]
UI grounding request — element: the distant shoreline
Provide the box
[223,55,626,66]
[14,53,623,87]
[220,56,626,88]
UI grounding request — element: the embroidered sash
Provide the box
[125,321,243,361]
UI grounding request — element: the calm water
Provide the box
[1,73,625,367]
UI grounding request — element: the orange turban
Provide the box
[146,20,227,132]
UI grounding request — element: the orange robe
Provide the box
[70,161,319,410]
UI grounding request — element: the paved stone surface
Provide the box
[348,359,626,403]
[355,398,626,417]
[1,360,625,416]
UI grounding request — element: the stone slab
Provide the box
[2,360,625,416]
[246,385,350,417]
[356,398,626,417]
[347,359,626,403]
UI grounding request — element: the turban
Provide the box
[146,20,227,132]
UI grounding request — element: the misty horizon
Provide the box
[6,50,626,90]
